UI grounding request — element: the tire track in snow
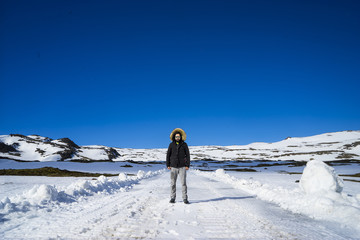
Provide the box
[61,172,351,239]
[102,171,344,239]
[100,174,173,239]
[1,171,167,239]
[69,174,170,239]
[170,175,297,239]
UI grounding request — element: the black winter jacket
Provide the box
[166,141,190,168]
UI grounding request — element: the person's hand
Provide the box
[185,167,189,170]
[167,167,171,170]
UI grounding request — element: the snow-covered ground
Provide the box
[1,130,359,238]
[1,160,359,239]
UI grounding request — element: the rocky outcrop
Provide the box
[58,138,80,149]
[0,142,18,153]
[106,147,121,161]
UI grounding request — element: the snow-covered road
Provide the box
[1,170,352,239]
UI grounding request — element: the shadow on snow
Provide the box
[190,196,255,204]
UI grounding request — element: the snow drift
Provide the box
[0,170,164,214]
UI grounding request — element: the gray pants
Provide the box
[170,167,188,200]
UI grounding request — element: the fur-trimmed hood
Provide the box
[170,128,187,141]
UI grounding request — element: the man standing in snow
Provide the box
[166,128,190,204]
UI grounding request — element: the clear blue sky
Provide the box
[1,0,359,148]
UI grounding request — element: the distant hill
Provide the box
[1,131,359,162]
[0,134,120,162]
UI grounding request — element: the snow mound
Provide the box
[0,170,164,215]
[24,184,59,205]
[300,160,344,194]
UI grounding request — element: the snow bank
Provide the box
[0,170,164,215]
[195,166,360,233]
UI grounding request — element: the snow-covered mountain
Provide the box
[0,134,120,162]
[1,131,360,162]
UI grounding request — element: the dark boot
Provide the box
[169,198,175,203]
[183,199,189,204]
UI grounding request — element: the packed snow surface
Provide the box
[0,161,359,239]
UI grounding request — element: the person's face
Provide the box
[175,134,181,141]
